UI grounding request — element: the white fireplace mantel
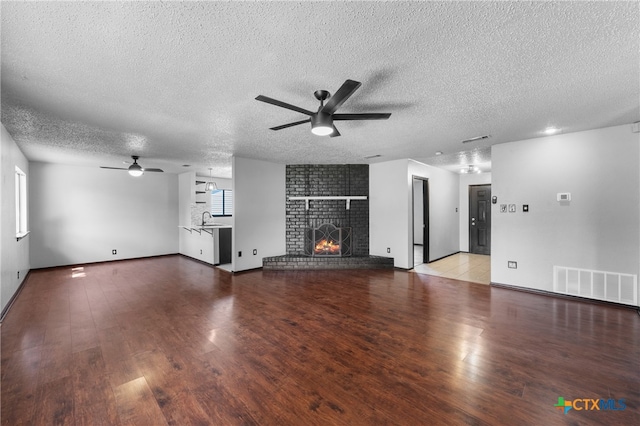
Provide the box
[288,196,367,210]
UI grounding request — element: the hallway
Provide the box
[412,248,491,285]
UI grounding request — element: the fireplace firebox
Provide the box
[304,223,352,257]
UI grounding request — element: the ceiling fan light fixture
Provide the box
[128,162,143,177]
[312,125,333,136]
[310,112,333,136]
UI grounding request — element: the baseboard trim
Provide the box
[0,270,31,323]
[232,266,263,274]
[177,253,218,267]
[32,253,180,271]
[490,281,638,310]
[428,251,461,264]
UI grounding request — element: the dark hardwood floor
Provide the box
[1,255,638,425]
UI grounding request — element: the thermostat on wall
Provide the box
[557,192,571,202]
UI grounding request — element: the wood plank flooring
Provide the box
[2,255,639,425]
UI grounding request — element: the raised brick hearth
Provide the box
[263,255,394,270]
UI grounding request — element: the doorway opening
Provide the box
[411,181,491,285]
[412,177,429,267]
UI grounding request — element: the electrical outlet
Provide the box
[238,251,242,257]
[387,247,391,253]
[112,249,117,255]
[200,249,203,255]
[508,261,517,269]
[17,271,20,279]
[253,249,257,255]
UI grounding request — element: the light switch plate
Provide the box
[509,204,516,212]
[500,204,507,213]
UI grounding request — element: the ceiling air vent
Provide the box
[462,135,491,144]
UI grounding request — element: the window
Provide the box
[15,166,28,238]
[211,189,232,217]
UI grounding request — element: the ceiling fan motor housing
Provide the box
[311,111,332,127]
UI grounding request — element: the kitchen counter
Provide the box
[179,224,232,229]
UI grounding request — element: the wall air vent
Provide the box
[462,135,491,144]
[364,154,382,159]
[554,266,637,306]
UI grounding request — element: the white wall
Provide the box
[370,159,459,269]
[370,159,411,267]
[30,162,179,268]
[1,125,30,314]
[458,172,492,252]
[232,157,285,272]
[491,124,640,296]
[178,171,194,229]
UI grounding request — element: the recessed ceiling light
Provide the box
[543,127,560,135]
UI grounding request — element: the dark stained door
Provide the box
[469,185,491,255]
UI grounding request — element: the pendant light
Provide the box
[205,168,217,191]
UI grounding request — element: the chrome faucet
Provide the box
[202,211,212,226]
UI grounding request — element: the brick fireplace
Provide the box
[262,164,393,270]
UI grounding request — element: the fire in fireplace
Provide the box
[305,223,352,257]
[315,238,341,255]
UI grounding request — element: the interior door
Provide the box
[469,184,491,255]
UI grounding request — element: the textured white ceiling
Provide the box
[2,1,638,178]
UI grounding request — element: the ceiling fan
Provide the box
[100,155,163,177]
[255,79,391,137]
